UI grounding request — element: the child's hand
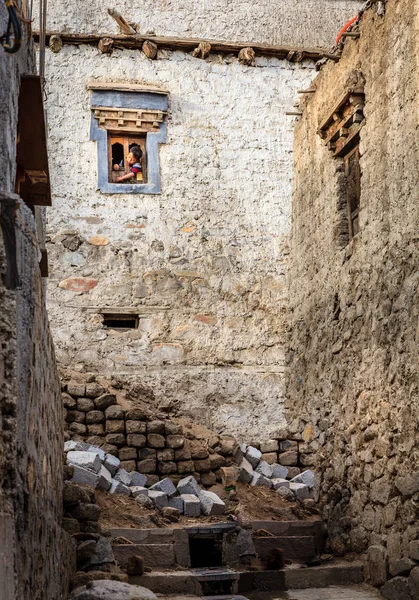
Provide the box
[113,164,120,171]
[116,176,123,182]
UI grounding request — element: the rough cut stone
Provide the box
[114,469,131,486]
[199,490,226,515]
[168,496,184,514]
[245,446,262,468]
[87,446,106,461]
[71,465,100,488]
[106,434,126,447]
[120,460,136,472]
[201,472,217,486]
[109,480,131,496]
[395,472,419,497]
[260,440,279,453]
[238,457,254,483]
[149,477,177,498]
[381,576,412,600]
[157,448,175,461]
[136,494,154,509]
[105,405,124,420]
[177,460,194,474]
[161,506,181,522]
[251,472,272,488]
[131,486,149,498]
[256,460,273,478]
[409,566,419,599]
[165,422,183,435]
[106,420,125,434]
[104,453,120,476]
[62,393,77,410]
[177,475,201,497]
[126,420,147,434]
[166,435,184,449]
[390,558,416,577]
[271,464,289,479]
[181,494,201,517]
[77,398,95,412]
[148,490,168,509]
[367,545,389,587]
[67,381,86,397]
[278,451,298,466]
[271,478,290,490]
[94,393,117,410]
[69,503,101,521]
[68,579,157,599]
[129,472,147,487]
[97,465,112,491]
[147,433,165,448]
[137,459,157,474]
[276,486,295,501]
[147,420,165,434]
[86,411,105,425]
[158,461,177,475]
[126,434,147,448]
[291,469,315,488]
[289,482,310,501]
[118,447,137,461]
[67,451,101,474]
[88,536,115,566]
[65,440,90,453]
[409,540,419,561]
[262,452,278,464]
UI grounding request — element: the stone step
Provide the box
[253,535,318,563]
[112,543,176,568]
[129,561,365,595]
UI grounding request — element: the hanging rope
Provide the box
[1,0,22,53]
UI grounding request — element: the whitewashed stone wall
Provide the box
[42,1,363,441]
[39,0,363,48]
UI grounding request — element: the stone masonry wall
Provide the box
[43,44,315,441]
[286,0,419,594]
[38,0,363,48]
[0,4,66,598]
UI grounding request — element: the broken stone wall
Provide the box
[41,2,362,442]
[287,0,419,591]
[0,4,66,598]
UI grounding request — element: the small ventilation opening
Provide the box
[102,314,138,330]
[189,534,223,568]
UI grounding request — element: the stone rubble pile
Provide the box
[236,442,316,501]
[65,441,226,516]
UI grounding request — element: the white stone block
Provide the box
[87,445,106,461]
[256,460,273,478]
[109,480,131,496]
[150,477,177,497]
[129,472,147,487]
[199,490,226,516]
[71,464,100,488]
[271,478,290,490]
[64,440,89,452]
[177,475,200,497]
[169,496,184,514]
[97,465,113,491]
[291,469,315,488]
[272,464,289,479]
[131,486,149,498]
[245,446,262,468]
[289,482,310,501]
[250,472,272,488]
[238,457,254,483]
[148,490,168,510]
[114,468,131,486]
[67,451,101,474]
[104,453,120,476]
[180,494,200,517]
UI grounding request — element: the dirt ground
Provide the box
[96,482,319,531]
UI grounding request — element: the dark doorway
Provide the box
[189,535,223,568]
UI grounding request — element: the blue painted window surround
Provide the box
[90,90,168,195]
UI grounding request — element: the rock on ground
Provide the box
[199,490,226,515]
[69,579,157,599]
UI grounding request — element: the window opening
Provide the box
[102,314,138,330]
[108,135,147,184]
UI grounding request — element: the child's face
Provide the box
[126,152,136,165]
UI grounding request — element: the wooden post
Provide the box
[142,40,158,59]
[107,8,136,34]
[238,47,255,65]
[98,37,113,53]
[191,41,211,59]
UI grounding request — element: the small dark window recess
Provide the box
[333,293,341,321]
[102,314,139,331]
[189,534,223,568]
[108,135,147,184]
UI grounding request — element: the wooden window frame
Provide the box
[108,134,147,184]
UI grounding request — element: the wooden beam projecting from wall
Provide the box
[33,30,340,63]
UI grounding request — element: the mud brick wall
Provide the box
[286,0,419,593]
[63,378,239,487]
